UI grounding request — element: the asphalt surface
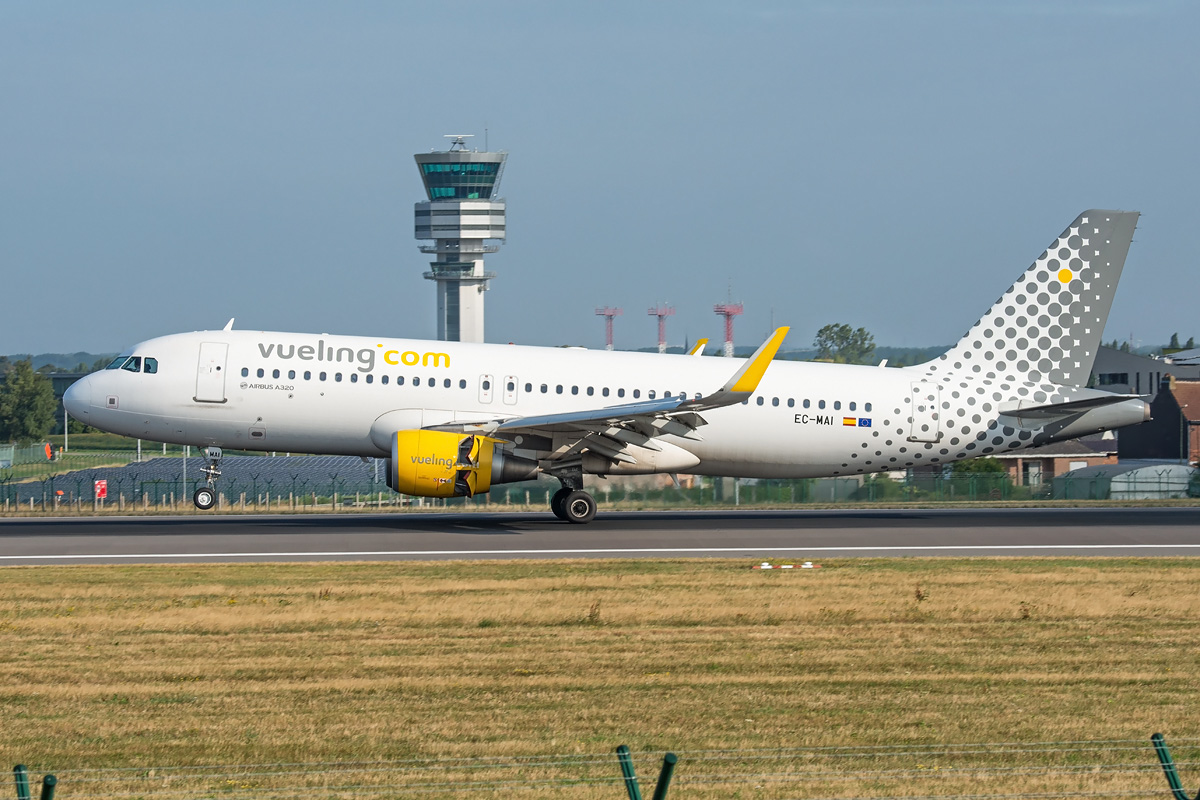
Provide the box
[0,507,1198,564]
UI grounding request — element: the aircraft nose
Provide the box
[63,376,91,420]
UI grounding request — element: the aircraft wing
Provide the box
[429,327,789,465]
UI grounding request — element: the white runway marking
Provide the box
[4,543,1200,560]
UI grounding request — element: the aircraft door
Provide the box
[908,382,941,443]
[478,374,494,404]
[195,342,229,403]
[502,375,518,405]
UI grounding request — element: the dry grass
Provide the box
[1,558,1198,799]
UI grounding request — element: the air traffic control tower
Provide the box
[414,135,507,343]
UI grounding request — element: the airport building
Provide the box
[413,136,507,343]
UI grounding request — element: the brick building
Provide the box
[993,434,1118,486]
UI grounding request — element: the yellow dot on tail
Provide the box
[1057,268,1073,283]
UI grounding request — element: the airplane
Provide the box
[64,210,1149,523]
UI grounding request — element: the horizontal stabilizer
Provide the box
[998,394,1142,420]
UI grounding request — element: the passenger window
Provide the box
[350,373,357,383]
[803,399,811,408]
[335,373,343,382]
[508,381,516,392]
[818,400,826,409]
[257,368,265,378]
[648,390,656,399]
[834,401,841,410]
[633,389,640,399]
[272,369,280,379]
[787,398,794,408]
[460,379,467,389]
[849,401,856,411]
[143,358,158,374]
[556,385,563,394]
[586,386,594,396]
[865,402,872,412]
[366,374,373,384]
[602,388,610,397]
[756,397,764,406]
[319,372,327,381]
[617,388,625,398]
[445,378,451,388]
[483,379,491,390]
[397,376,405,385]
[525,382,532,393]
[241,367,249,377]
[571,386,578,395]
[772,397,779,407]
[665,391,672,398]
[541,384,548,393]
[304,371,311,380]
[288,370,296,380]
[427,378,435,387]
[381,375,388,385]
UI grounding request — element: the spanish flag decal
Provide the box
[842,417,856,427]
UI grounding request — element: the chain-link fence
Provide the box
[2,452,1199,513]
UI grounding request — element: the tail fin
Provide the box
[923,209,1139,387]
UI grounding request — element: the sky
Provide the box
[2,0,1197,355]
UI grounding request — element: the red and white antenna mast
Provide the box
[647,304,675,354]
[595,307,622,351]
[713,302,743,357]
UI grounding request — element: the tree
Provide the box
[0,359,57,444]
[813,323,876,364]
[1169,332,1181,349]
[1187,337,1196,350]
[947,456,1005,475]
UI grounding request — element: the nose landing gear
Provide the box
[192,447,223,510]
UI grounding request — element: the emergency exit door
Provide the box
[908,382,941,443]
[195,342,229,403]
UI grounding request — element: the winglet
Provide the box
[223,318,235,331]
[688,338,708,356]
[725,327,789,393]
[683,327,790,412]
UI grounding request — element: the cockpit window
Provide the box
[143,357,158,374]
[120,356,142,373]
[105,356,130,370]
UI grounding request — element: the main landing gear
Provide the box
[549,472,597,524]
[192,447,223,510]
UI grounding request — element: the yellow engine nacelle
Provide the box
[385,430,538,498]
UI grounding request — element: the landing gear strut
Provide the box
[549,469,597,524]
[193,447,223,510]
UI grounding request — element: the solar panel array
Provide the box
[4,455,384,504]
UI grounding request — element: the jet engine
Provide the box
[385,430,539,498]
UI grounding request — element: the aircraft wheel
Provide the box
[562,490,597,524]
[193,486,217,511]
[550,487,571,520]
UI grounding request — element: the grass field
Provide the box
[2,558,1198,799]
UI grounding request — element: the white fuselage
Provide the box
[66,330,944,479]
[65,329,1146,481]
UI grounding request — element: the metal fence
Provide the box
[2,452,1198,511]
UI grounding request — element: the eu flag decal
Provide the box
[858,418,872,428]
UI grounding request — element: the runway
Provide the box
[1,507,1199,564]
